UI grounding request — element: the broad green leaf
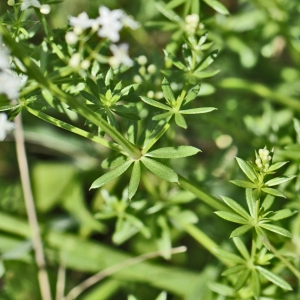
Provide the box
[182,85,200,105]
[221,265,245,276]
[86,77,99,97]
[261,187,286,198]
[80,91,99,104]
[214,211,249,224]
[163,50,188,71]
[259,224,292,238]
[230,180,257,189]
[233,237,250,260]
[195,49,219,72]
[129,161,141,199]
[162,78,175,104]
[256,266,292,290]
[179,107,217,114]
[175,113,187,128]
[268,209,296,221]
[234,268,250,291]
[140,96,171,110]
[146,146,200,158]
[90,160,133,189]
[203,0,229,14]
[141,157,178,183]
[230,225,252,238]
[245,188,255,218]
[265,175,297,187]
[213,248,245,264]
[267,161,288,172]
[235,157,257,182]
[221,196,251,220]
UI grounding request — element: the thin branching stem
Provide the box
[14,113,52,300]
[62,246,187,300]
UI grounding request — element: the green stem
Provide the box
[173,219,230,266]
[218,78,300,113]
[0,23,141,159]
[178,175,229,211]
[26,107,123,153]
[175,81,190,110]
[263,239,300,281]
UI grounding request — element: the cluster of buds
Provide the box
[255,148,273,172]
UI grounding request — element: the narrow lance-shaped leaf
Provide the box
[90,160,133,189]
[80,90,99,104]
[235,157,257,183]
[182,84,200,105]
[203,0,229,15]
[195,49,219,72]
[234,269,250,291]
[140,96,171,110]
[155,1,183,23]
[214,211,249,225]
[179,107,217,114]
[221,265,245,276]
[230,180,257,189]
[221,196,251,220]
[230,225,252,238]
[146,146,200,158]
[261,187,286,198]
[141,157,178,183]
[251,269,261,297]
[233,237,250,260]
[193,69,220,79]
[162,78,175,104]
[268,209,296,221]
[259,224,292,238]
[256,266,293,291]
[246,188,255,218]
[265,175,297,187]
[213,248,245,264]
[128,161,141,199]
[163,50,188,71]
[175,113,187,129]
[86,77,99,97]
[267,161,288,172]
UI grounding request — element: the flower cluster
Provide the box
[15,0,51,14]
[67,6,139,69]
[255,148,272,171]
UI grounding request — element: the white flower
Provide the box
[65,32,78,44]
[69,12,96,30]
[0,42,10,70]
[97,6,124,42]
[109,43,133,68]
[0,113,15,141]
[121,15,140,30]
[0,71,23,100]
[40,4,51,15]
[69,53,81,69]
[21,0,41,10]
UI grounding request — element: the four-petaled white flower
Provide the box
[0,113,15,141]
[109,43,133,68]
[69,12,96,30]
[21,0,41,10]
[0,71,23,100]
[97,6,124,42]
